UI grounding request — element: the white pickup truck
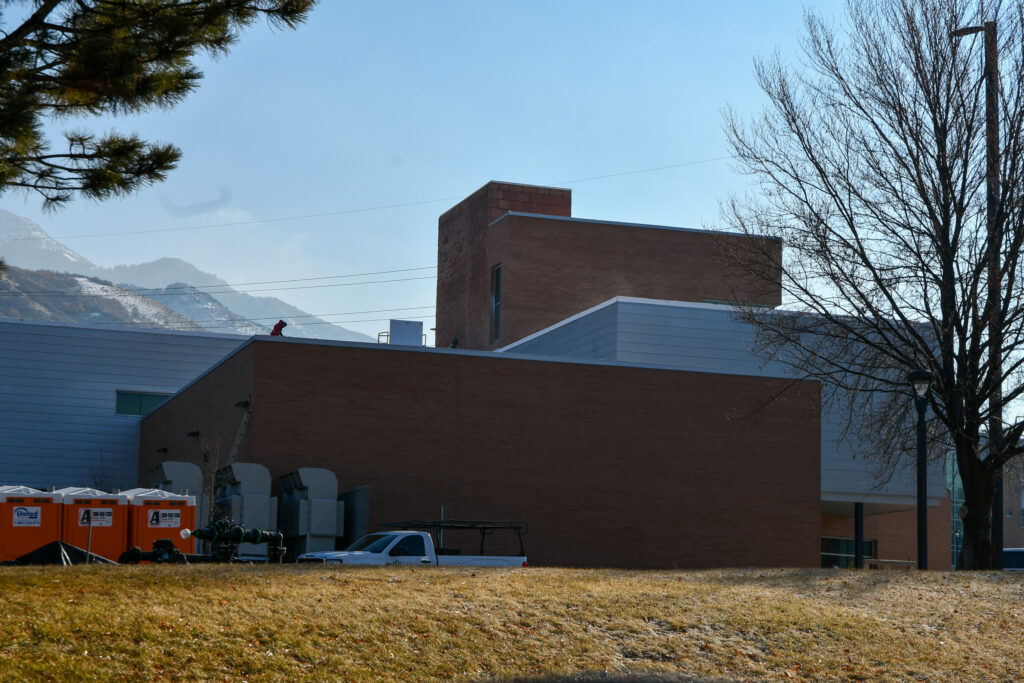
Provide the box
[296,520,527,567]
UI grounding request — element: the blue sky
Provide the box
[7,0,845,343]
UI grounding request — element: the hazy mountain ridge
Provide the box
[0,266,203,330]
[0,210,373,341]
[125,281,267,336]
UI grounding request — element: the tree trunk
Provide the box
[959,487,994,570]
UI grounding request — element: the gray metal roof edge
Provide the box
[497,296,744,352]
[487,211,760,239]
[497,297,623,351]
[0,316,250,342]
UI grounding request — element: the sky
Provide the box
[6,0,846,344]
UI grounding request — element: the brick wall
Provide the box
[139,346,256,490]
[141,340,822,569]
[434,181,782,351]
[436,182,571,350]
[489,214,782,349]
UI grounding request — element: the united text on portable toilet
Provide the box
[56,487,130,562]
[0,486,62,562]
[121,488,196,554]
[279,467,344,556]
[215,463,277,560]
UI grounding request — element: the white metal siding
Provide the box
[0,320,245,490]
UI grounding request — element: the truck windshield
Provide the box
[345,533,396,553]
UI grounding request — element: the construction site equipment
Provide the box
[118,520,285,564]
[279,467,344,557]
[214,463,277,561]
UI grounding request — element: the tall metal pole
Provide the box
[916,395,929,570]
[983,22,1004,570]
[952,20,1003,570]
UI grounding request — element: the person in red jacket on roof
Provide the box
[270,320,287,336]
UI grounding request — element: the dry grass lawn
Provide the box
[0,565,1021,681]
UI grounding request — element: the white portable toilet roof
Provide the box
[55,487,129,504]
[0,485,61,502]
[120,488,196,506]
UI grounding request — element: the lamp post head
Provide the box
[951,25,984,38]
[907,369,935,398]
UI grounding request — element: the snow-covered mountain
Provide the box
[129,282,267,336]
[0,266,204,330]
[0,210,97,273]
[0,211,373,341]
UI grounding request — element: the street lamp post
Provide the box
[908,369,934,570]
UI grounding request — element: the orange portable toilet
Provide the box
[121,488,196,554]
[56,488,130,561]
[0,486,63,562]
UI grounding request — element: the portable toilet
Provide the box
[0,486,63,562]
[148,460,208,526]
[214,463,277,560]
[56,487,130,562]
[121,488,196,554]
[279,467,344,556]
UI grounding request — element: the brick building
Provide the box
[435,181,781,351]
[132,180,953,568]
[139,338,822,568]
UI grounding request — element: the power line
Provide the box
[152,265,436,290]
[90,305,436,326]
[118,314,437,331]
[0,273,437,298]
[4,155,731,242]
[8,198,462,241]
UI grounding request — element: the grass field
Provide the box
[0,565,1021,681]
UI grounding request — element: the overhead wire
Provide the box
[141,314,436,330]
[90,305,436,326]
[4,155,731,241]
[0,272,437,297]
[0,154,730,325]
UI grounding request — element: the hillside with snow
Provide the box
[0,211,373,341]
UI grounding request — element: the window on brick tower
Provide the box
[490,263,502,342]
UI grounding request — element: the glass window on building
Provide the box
[115,391,170,416]
[490,263,501,342]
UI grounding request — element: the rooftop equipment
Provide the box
[387,319,424,346]
[214,462,278,561]
[279,467,344,557]
[147,460,207,523]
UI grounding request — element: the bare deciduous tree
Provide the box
[723,0,1024,569]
